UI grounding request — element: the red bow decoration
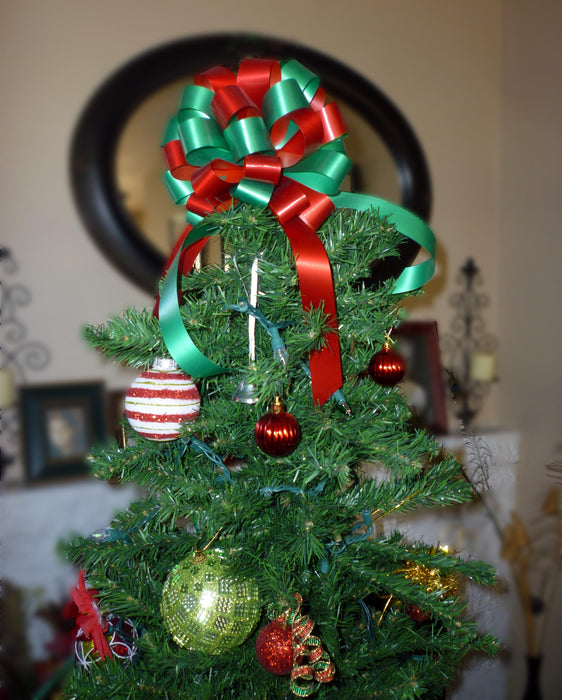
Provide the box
[159,58,350,405]
[72,569,112,660]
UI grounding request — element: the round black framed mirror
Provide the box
[69,33,431,294]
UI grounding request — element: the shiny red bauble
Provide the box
[254,397,301,457]
[255,621,294,675]
[368,345,406,386]
[405,604,430,622]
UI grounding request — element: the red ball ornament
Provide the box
[405,604,430,622]
[368,344,406,386]
[256,621,294,676]
[254,397,301,457]
[125,358,200,441]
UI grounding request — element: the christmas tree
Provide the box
[63,59,497,699]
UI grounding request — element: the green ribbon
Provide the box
[331,192,436,292]
[159,221,226,377]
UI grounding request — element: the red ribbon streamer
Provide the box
[269,180,341,404]
[72,569,112,660]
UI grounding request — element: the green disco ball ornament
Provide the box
[161,549,261,655]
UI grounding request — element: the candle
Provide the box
[0,368,15,409]
[469,352,496,382]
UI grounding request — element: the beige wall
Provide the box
[499,1,562,696]
[2,0,560,694]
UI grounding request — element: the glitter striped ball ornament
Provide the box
[125,358,200,441]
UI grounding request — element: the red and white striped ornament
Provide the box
[125,358,200,441]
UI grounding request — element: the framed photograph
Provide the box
[393,321,448,434]
[20,381,107,482]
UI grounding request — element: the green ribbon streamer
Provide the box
[159,221,226,377]
[331,192,436,293]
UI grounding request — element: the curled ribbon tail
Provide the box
[280,593,336,697]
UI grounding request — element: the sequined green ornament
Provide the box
[161,549,261,655]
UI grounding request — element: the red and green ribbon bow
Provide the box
[158,58,435,405]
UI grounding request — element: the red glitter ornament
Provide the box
[255,620,294,675]
[405,604,430,622]
[254,397,301,457]
[368,344,406,386]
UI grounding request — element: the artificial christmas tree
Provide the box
[63,58,496,699]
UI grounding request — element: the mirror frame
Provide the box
[69,33,431,294]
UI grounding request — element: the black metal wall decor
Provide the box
[1,248,51,383]
[441,258,497,427]
[1,247,51,475]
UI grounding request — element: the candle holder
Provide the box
[441,258,497,428]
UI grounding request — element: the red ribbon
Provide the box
[72,569,112,660]
[268,179,341,404]
[159,58,346,405]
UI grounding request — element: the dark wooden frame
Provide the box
[69,32,431,294]
[393,321,448,434]
[20,381,107,483]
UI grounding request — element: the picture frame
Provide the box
[20,381,107,483]
[393,321,448,434]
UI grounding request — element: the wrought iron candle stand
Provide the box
[0,247,51,474]
[441,258,497,428]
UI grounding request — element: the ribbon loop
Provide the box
[243,154,282,185]
[281,60,321,103]
[162,139,196,180]
[237,58,282,105]
[194,65,237,91]
[224,116,274,161]
[211,85,259,130]
[178,115,230,166]
[179,85,215,120]
[262,79,310,129]
[163,170,194,206]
